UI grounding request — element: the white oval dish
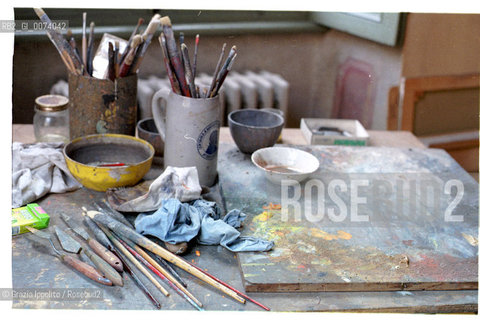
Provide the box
[251,147,320,184]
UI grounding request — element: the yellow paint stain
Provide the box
[195,250,201,256]
[462,233,478,246]
[310,228,352,241]
[253,211,274,222]
[337,230,352,240]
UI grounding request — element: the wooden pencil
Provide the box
[87,210,245,304]
[160,16,190,97]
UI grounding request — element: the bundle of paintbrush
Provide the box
[34,8,160,81]
[158,16,237,98]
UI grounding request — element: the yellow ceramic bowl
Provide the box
[63,134,154,192]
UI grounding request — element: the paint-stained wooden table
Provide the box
[11,125,478,312]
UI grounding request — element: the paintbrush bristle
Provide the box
[131,34,143,48]
[144,19,160,36]
[33,8,45,18]
[159,16,171,27]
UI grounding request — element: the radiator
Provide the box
[137,70,289,125]
[50,71,289,126]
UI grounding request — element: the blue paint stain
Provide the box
[317,272,327,277]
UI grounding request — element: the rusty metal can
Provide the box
[68,73,138,140]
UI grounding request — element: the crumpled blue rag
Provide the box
[134,199,274,252]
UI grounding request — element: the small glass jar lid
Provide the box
[35,95,69,112]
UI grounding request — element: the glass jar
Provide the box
[33,95,70,143]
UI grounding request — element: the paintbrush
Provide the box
[66,29,83,67]
[82,12,87,74]
[207,43,226,97]
[86,21,95,76]
[119,237,204,311]
[159,34,181,94]
[119,17,144,65]
[187,260,270,311]
[211,53,236,97]
[114,246,161,309]
[129,14,161,75]
[192,34,199,79]
[101,226,170,297]
[211,46,237,97]
[118,35,142,78]
[34,8,82,75]
[108,42,115,81]
[148,251,188,288]
[122,237,202,308]
[26,226,112,286]
[93,201,134,229]
[87,210,246,304]
[180,43,197,98]
[160,16,190,97]
[114,40,120,78]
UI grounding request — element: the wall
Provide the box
[13,19,403,129]
[402,13,480,77]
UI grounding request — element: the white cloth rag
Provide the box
[12,142,82,208]
[112,166,203,212]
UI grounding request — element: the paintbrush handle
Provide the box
[162,26,190,97]
[82,247,123,286]
[104,228,170,297]
[124,238,203,308]
[87,238,123,272]
[115,250,162,309]
[88,210,246,304]
[180,43,196,98]
[61,254,113,286]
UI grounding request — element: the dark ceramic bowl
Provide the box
[228,109,284,154]
[136,118,164,156]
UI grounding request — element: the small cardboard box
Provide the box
[300,118,369,146]
[12,203,50,235]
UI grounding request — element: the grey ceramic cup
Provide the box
[152,88,221,187]
[228,109,284,154]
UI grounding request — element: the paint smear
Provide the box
[310,228,352,241]
[262,203,282,210]
[253,211,274,222]
[462,233,478,246]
